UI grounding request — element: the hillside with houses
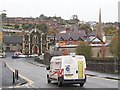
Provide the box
[1,10,119,58]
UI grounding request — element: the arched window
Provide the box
[32,35,38,44]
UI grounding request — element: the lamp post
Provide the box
[0,10,6,31]
[0,10,6,54]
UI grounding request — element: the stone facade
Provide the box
[22,28,42,55]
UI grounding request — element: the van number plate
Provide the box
[65,74,72,78]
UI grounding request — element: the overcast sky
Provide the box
[0,0,119,22]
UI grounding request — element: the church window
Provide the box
[32,35,38,44]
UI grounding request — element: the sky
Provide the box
[0,0,119,22]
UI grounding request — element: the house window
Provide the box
[66,41,70,45]
[70,41,72,45]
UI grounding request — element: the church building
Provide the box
[22,28,46,55]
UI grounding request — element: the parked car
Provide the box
[12,52,27,58]
[30,54,38,57]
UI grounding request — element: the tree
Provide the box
[39,14,47,20]
[68,15,80,24]
[104,25,117,35]
[36,24,48,33]
[76,41,92,59]
[59,20,67,25]
[22,24,29,30]
[78,23,92,34]
[47,28,58,35]
[109,35,119,58]
[14,24,19,29]
[71,15,79,21]
[22,24,34,30]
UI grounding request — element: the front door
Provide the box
[33,45,38,54]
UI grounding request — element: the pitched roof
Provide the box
[89,36,104,43]
[56,30,87,41]
[29,28,41,34]
[4,35,23,44]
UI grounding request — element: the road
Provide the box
[2,54,119,89]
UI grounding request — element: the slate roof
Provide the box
[4,35,23,44]
[88,36,104,43]
[56,30,87,41]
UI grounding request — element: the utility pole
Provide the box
[41,33,44,54]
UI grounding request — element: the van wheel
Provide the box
[58,77,63,87]
[58,80,62,87]
[47,75,51,83]
[47,79,51,83]
[79,83,84,87]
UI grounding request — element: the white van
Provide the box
[46,55,87,87]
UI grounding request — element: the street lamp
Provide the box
[0,10,6,31]
[0,10,6,29]
[0,10,6,54]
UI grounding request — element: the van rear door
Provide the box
[63,57,84,80]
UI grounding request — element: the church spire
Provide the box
[99,8,103,36]
[98,8,106,42]
[99,8,101,24]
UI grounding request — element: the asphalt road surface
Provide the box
[2,53,119,89]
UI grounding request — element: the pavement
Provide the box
[86,70,120,80]
[1,59,27,88]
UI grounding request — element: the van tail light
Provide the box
[61,68,64,78]
[84,68,86,76]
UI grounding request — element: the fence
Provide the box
[86,58,120,74]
